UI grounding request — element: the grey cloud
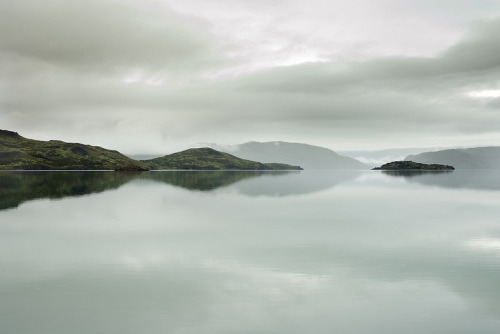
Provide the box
[0,0,220,72]
[237,17,500,94]
[440,18,500,72]
[0,1,499,152]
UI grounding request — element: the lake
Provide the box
[1,170,500,333]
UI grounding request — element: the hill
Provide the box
[0,130,147,170]
[405,147,500,169]
[210,141,369,170]
[142,147,302,170]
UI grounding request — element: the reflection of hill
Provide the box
[141,171,362,196]
[139,171,281,191]
[0,170,364,211]
[234,170,362,197]
[0,171,136,210]
[382,170,500,191]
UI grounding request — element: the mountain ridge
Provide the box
[209,141,369,170]
[405,147,500,169]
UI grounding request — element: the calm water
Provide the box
[1,170,500,333]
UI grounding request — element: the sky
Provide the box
[1,0,500,155]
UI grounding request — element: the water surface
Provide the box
[1,170,499,333]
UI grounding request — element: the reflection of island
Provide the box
[382,170,500,191]
[382,171,454,178]
[139,171,287,191]
[0,171,136,211]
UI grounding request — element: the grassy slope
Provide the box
[0,130,147,170]
[143,148,302,170]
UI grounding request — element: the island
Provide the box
[372,161,455,171]
[405,147,500,169]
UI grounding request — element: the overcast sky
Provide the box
[1,0,500,154]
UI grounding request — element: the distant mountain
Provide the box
[211,141,369,170]
[0,130,147,170]
[338,147,445,167]
[142,147,302,170]
[405,147,500,169]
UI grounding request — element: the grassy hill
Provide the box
[143,147,302,170]
[0,130,147,170]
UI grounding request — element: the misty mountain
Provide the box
[211,141,369,170]
[339,147,447,166]
[405,147,500,169]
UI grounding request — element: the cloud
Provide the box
[236,16,500,93]
[0,0,220,72]
[0,1,499,153]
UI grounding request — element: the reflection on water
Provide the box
[381,170,500,191]
[233,170,361,196]
[0,171,135,210]
[0,171,270,210]
[142,170,288,191]
[1,171,500,333]
[0,171,362,211]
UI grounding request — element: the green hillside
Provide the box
[0,130,147,170]
[143,147,302,170]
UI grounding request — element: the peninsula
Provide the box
[0,130,302,171]
[0,130,147,171]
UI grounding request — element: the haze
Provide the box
[1,0,499,155]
